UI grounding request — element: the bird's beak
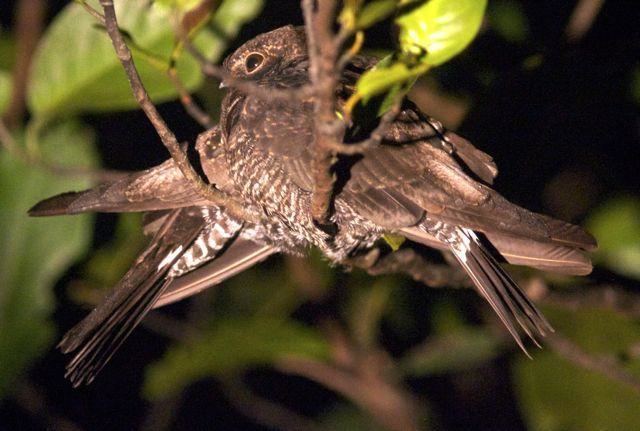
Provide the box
[219,81,228,89]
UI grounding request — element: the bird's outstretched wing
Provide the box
[29,126,235,217]
[155,239,276,308]
[56,205,275,386]
[58,207,205,386]
[28,159,209,216]
[29,126,278,385]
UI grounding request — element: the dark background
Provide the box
[1,1,639,430]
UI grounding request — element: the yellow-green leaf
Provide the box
[396,0,487,66]
[383,234,406,251]
[356,0,398,29]
[356,60,428,102]
[0,71,10,115]
[586,196,640,280]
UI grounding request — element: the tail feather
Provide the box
[59,208,203,387]
[410,223,553,353]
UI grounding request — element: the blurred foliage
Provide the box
[0,32,15,72]
[0,0,639,430]
[0,70,10,115]
[27,0,262,116]
[83,213,146,289]
[144,316,330,398]
[515,306,640,431]
[354,0,397,30]
[488,0,529,43]
[400,303,502,375]
[346,278,393,348]
[0,121,96,396]
[319,403,386,431]
[586,196,640,280]
[155,0,203,12]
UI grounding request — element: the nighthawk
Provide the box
[29,25,596,386]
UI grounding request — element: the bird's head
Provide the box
[221,25,308,87]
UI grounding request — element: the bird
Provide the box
[29,25,596,386]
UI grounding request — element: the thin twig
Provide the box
[14,380,84,431]
[75,0,105,23]
[222,378,327,431]
[329,97,403,155]
[546,332,640,395]
[335,28,361,71]
[78,0,214,129]
[98,0,246,218]
[277,356,422,431]
[565,0,605,42]
[351,247,471,288]
[541,284,640,320]
[168,1,221,128]
[0,118,124,181]
[2,0,46,127]
[167,66,214,128]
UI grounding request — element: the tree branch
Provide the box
[347,247,471,288]
[277,355,422,431]
[302,0,347,225]
[546,332,640,395]
[565,0,605,42]
[2,0,46,128]
[98,0,246,218]
[222,378,327,431]
[327,97,403,155]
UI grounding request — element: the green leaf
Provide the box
[154,0,203,12]
[353,0,487,107]
[400,328,501,375]
[0,32,15,70]
[355,59,428,103]
[488,0,529,43]
[319,403,387,431]
[382,234,406,251]
[396,0,487,66]
[144,317,330,398]
[356,0,398,29]
[0,70,11,115]
[586,196,640,280]
[0,121,97,396]
[28,0,262,116]
[514,306,640,431]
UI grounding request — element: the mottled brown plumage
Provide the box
[29,25,596,386]
[218,25,595,349]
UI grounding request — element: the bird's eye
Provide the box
[245,52,265,74]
